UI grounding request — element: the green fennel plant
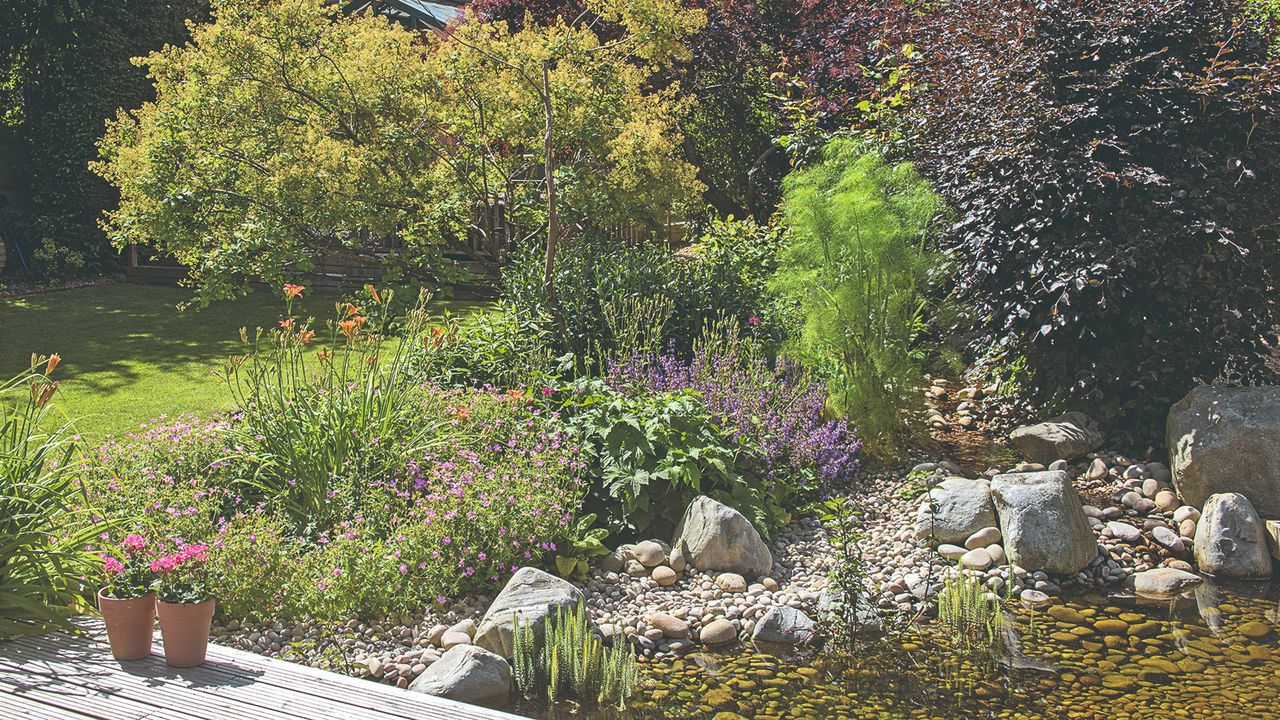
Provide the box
[772,138,947,452]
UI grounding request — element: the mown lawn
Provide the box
[1,283,479,439]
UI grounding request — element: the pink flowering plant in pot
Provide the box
[151,541,216,667]
[97,533,157,661]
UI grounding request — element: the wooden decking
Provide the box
[0,618,527,720]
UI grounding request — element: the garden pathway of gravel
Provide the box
[0,618,525,720]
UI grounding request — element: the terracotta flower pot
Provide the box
[97,589,155,661]
[156,598,216,667]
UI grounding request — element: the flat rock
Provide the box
[474,567,584,657]
[699,618,737,646]
[672,496,773,576]
[647,613,689,638]
[1105,521,1142,544]
[408,645,510,708]
[1151,526,1184,553]
[937,543,967,561]
[991,471,1098,575]
[960,547,993,571]
[1193,493,1273,579]
[1132,568,1203,598]
[1009,411,1104,464]
[1168,385,1280,516]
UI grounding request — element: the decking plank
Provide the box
[8,630,513,720]
[0,691,106,720]
[0,618,529,720]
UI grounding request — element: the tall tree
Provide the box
[94,0,704,302]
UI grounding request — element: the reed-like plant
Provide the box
[223,285,447,529]
[512,602,638,710]
[0,356,101,637]
[936,569,1004,653]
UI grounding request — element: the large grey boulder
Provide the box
[913,477,996,546]
[751,606,816,650]
[1009,411,1104,464]
[408,644,511,708]
[990,471,1097,575]
[671,496,773,577]
[1167,385,1280,517]
[1192,493,1273,579]
[474,567,583,657]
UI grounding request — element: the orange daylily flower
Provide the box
[364,284,381,304]
[299,329,316,345]
[45,353,61,376]
[279,318,295,330]
[283,284,305,299]
[450,405,471,420]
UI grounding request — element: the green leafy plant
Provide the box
[413,303,555,390]
[553,513,611,580]
[513,602,639,710]
[819,496,874,651]
[0,357,101,637]
[772,137,947,452]
[557,378,748,537]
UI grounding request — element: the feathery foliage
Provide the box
[936,570,1004,653]
[513,602,639,709]
[772,138,946,449]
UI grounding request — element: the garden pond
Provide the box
[539,579,1280,720]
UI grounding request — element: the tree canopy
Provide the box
[94,0,705,302]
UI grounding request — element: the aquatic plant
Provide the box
[513,602,638,709]
[936,570,1004,653]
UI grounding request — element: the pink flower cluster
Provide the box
[149,542,209,575]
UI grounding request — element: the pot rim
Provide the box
[97,587,156,602]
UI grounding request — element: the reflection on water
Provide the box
[546,579,1280,720]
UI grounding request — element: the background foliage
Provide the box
[903,0,1280,423]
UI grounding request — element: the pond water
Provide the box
[537,579,1280,720]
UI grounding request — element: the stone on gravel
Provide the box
[913,477,996,546]
[408,645,511,708]
[632,540,667,567]
[1193,493,1273,579]
[1019,589,1051,607]
[1105,521,1142,544]
[648,613,690,638]
[672,496,773,577]
[991,471,1098,575]
[651,566,678,586]
[937,543,967,561]
[960,547,993,571]
[1132,568,1203,598]
[1151,526,1184,553]
[1168,385,1280,517]
[699,618,738,647]
[715,572,747,593]
[751,606,816,649]
[475,567,584,657]
[1008,411,1104,464]
[964,527,1002,550]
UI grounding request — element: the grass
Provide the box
[1,283,481,440]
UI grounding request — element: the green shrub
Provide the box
[413,304,555,390]
[772,138,946,450]
[552,377,782,539]
[503,218,782,362]
[1,359,101,637]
